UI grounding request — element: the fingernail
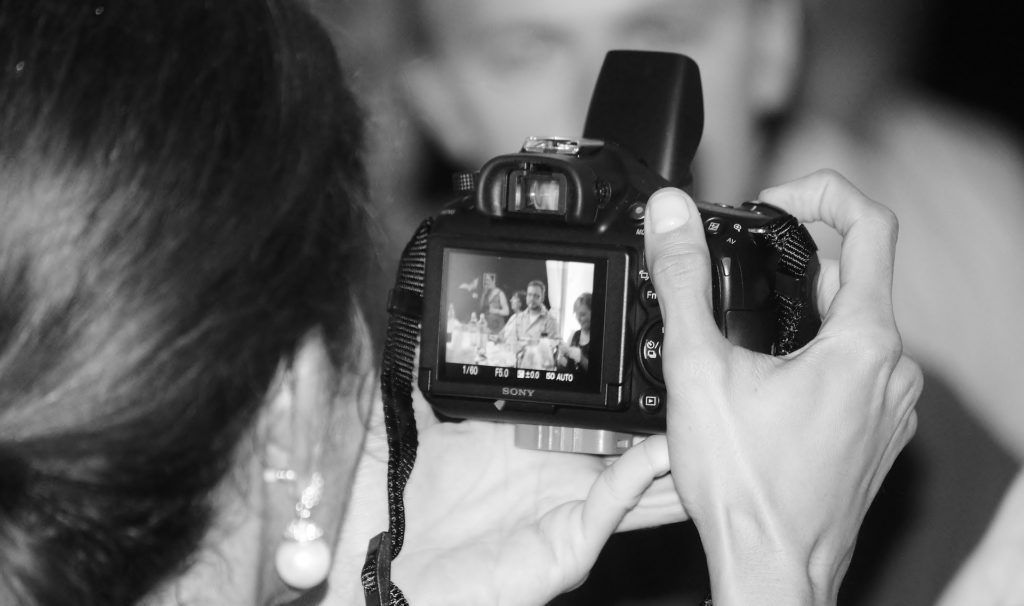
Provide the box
[647,188,692,234]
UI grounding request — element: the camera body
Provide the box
[415,51,819,450]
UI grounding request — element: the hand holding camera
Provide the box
[647,174,922,605]
[339,381,686,605]
[361,51,921,605]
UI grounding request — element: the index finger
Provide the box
[758,170,898,328]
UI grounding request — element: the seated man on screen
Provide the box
[499,280,559,369]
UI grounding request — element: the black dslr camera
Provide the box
[414,51,820,454]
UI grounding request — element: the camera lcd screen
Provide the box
[439,248,603,393]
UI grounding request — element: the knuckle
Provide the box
[905,357,925,399]
[841,327,904,372]
[880,205,899,234]
[863,205,899,243]
[812,167,845,185]
[648,242,709,290]
[895,410,919,452]
[894,355,925,412]
[809,168,852,199]
[670,348,726,382]
[905,410,919,440]
[598,466,637,508]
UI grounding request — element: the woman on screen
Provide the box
[557,293,591,372]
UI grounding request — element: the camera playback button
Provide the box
[638,390,664,414]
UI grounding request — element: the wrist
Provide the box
[705,551,820,606]
[697,511,840,606]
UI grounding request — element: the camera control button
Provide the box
[742,201,786,219]
[637,259,651,282]
[638,321,664,383]
[628,201,646,221]
[640,282,659,308]
[720,257,733,276]
[704,217,724,235]
[638,390,663,414]
[596,181,613,206]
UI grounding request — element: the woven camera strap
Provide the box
[362,219,432,606]
[361,213,815,605]
[756,214,819,355]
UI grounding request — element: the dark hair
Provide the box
[574,292,592,312]
[510,290,527,309]
[0,1,376,604]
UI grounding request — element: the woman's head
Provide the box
[0,1,375,603]
[402,0,806,202]
[510,290,527,313]
[574,293,592,331]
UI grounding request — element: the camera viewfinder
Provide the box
[508,169,567,214]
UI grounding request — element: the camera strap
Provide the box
[756,214,819,355]
[361,210,815,606]
[362,219,433,606]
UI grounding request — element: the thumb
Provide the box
[643,187,720,347]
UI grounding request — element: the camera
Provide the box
[412,51,820,454]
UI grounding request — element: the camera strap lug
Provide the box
[451,170,479,193]
[387,287,423,319]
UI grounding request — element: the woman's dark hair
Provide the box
[0,0,376,603]
[510,290,527,310]
[574,292,592,312]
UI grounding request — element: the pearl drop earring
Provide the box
[264,469,332,589]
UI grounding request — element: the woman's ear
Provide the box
[260,331,337,479]
[261,309,376,475]
[750,0,805,115]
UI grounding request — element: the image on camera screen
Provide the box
[440,248,602,392]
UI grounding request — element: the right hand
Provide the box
[643,170,922,606]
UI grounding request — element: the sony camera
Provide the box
[413,51,820,454]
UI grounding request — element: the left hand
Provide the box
[332,390,686,605]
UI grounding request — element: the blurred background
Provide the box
[803,0,1024,133]
[310,0,1024,244]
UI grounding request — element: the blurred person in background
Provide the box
[478,272,511,333]
[509,290,528,315]
[307,0,1023,603]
